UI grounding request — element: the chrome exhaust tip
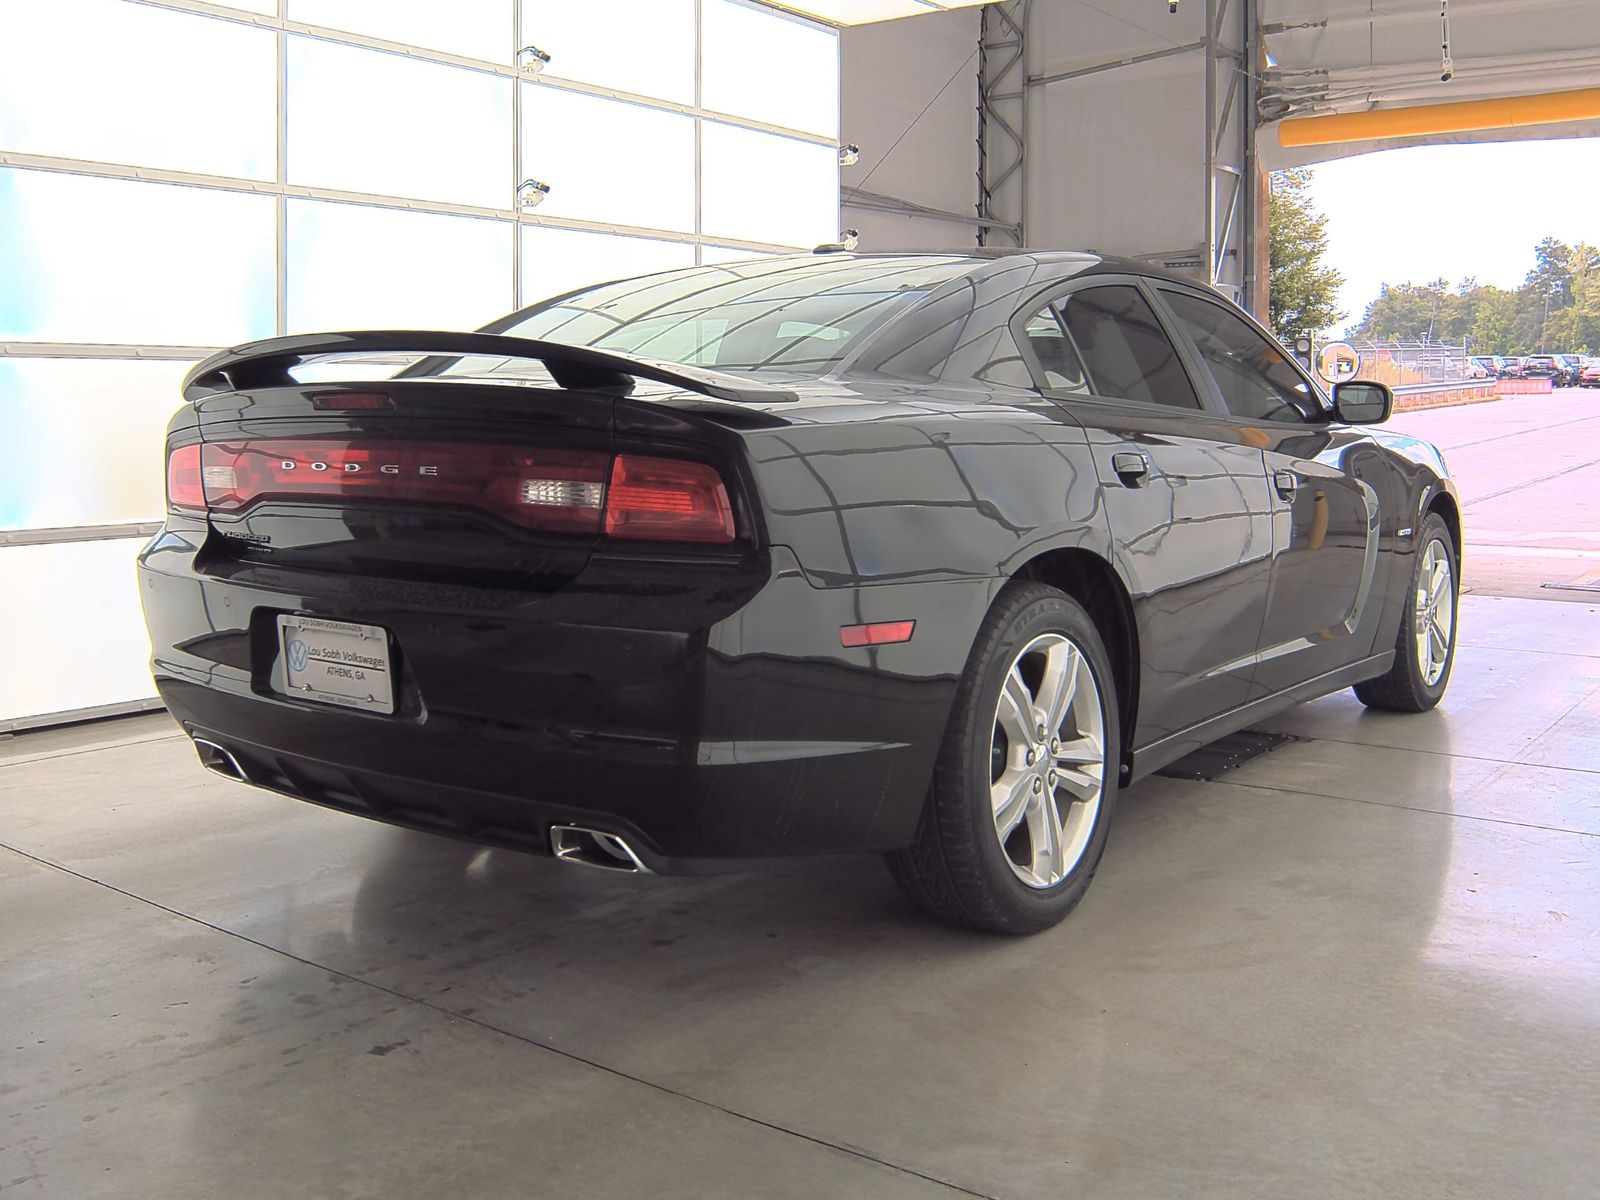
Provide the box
[550,825,651,874]
[193,737,248,782]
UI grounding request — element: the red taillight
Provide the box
[171,438,738,544]
[199,439,609,534]
[166,443,205,511]
[604,454,736,544]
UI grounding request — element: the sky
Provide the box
[1306,138,1600,337]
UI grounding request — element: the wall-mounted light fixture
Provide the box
[838,143,861,167]
[518,179,551,209]
[516,45,552,75]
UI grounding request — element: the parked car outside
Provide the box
[1555,354,1586,386]
[1579,358,1600,387]
[1521,354,1566,384]
[141,250,1462,933]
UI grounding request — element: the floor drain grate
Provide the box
[1540,582,1600,593]
[1155,730,1302,782]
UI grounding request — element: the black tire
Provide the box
[887,581,1121,935]
[1354,512,1459,712]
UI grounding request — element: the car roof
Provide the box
[815,247,1210,289]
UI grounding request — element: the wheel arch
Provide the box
[1012,548,1139,782]
[1424,488,1462,563]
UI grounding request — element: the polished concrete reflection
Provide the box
[2,596,1597,1198]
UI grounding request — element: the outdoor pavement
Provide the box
[1388,387,1600,601]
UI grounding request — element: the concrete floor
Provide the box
[3,393,1598,1198]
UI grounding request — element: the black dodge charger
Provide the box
[141,250,1461,933]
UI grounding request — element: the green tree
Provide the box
[1468,287,1519,354]
[1350,282,1439,342]
[1269,169,1345,340]
[1344,239,1600,354]
[1545,243,1600,352]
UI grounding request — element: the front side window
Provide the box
[1162,290,1324,422]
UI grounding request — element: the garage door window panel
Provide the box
[290,0,511,62]
[287,201,512,333]
[0,169,275,346]
[521,0,695,104]
[521,87,696,232]
[0,360,189,532]
[0,0,275,180]
[701,122,838,247]
[288,37,512,209]
[701,0,839,136]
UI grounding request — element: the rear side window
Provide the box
[1020,309,1090,393]
[1055,285,1201,410]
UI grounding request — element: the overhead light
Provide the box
[839,228,860,250]
[517,179,551,209]
[838,143,861,167]
[516,45,551,75]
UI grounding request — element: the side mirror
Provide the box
[1333,380,1393,425]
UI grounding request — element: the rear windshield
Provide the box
[465,256,975,378]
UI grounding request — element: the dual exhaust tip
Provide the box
[550,824,651,874]
[192,737,648,875]
[194,737,248,782]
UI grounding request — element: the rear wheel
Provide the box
[1354,512,1458,712]
[887,582,1120,935]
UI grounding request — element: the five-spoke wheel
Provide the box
[888,581,1120,934]
[989,633,1107,889]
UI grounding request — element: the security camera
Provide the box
[516,45,551,75]
[1168,0,1179,11]
[517,179,551,209]
[1440,55,1454,82]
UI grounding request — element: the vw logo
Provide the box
[287,638,310,672]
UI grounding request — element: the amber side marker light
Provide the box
[840,620,916,648]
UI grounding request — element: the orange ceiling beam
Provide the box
[1277,86,1600,148]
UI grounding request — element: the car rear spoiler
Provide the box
[181,330,799,405]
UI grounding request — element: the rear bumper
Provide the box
[140,532,997,870]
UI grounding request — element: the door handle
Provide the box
[1273,469,1298,500]
[1112,451,1150,487]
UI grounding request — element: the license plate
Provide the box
[276,615,395,715]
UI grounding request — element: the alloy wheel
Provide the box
[1415,537,1455,687]
[989,633,1107,889]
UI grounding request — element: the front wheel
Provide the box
[887,582,1120,935]
[1354,512,1458,712]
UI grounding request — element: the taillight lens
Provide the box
[166,444,205,511]
[199,439,609,534]
[604,454,735,544]
[165,438,737,544]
